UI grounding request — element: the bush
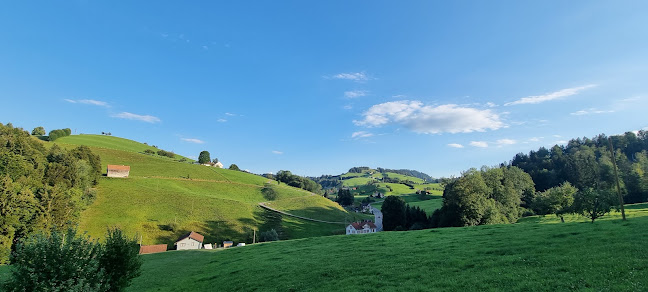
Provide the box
[261,184,278,201]
[143,149,155,155]
[157,149,175,158]
[5,227,142,292]
[6,229,107,291]
[100,228,142,292]
[229,164,240,171]
[259,229,279,242]
[31,126,45,136]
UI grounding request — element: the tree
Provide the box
[6,228,108,291]
[198,151,211,164]
[99,228,142,292]
[229,164,240,171]
[381,195,407,231]
[336,189,354,206]
[259,229,279,242]
[31,127,45,136]
[572,188,617,222]
[532,182,577,222]
[212,158,219,164]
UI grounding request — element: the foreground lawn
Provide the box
[127,206,648,291]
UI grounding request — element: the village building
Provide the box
[139,244,167,255]
[174,231,204,250]
[222,241,233,248]
[346,221,378,235]
[203,244,213,250]
[106,165,130,178]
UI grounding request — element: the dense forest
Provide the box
[429,130,648,229]
[274,170,322,194]
[0,123,101,264]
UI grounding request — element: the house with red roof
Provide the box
[346,221,378,235]
[174,231,204,250]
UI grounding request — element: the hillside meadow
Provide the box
[47,135,363,245]
[122,204,648,291]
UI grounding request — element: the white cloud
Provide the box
[343,105,353,110]
[555,140,568,145]
[328,72,371,82]
[504,84,597,106]
[485,102,497,108]
[351,131,374,139]
[217,119,227,123]
[64,99,109,107]
[181,138,205,144]
[354,101,504,134]
[553,134,562,138]
[112,112,161,123]
[470,141,489,148]
[528,137,542,142]
[496,139,517,146]
[344,90,368,98]
[272,150,283,155]
[392,94,407,99]
[225,112,236,116]
[570,108,614,116]
[447,143,464,148]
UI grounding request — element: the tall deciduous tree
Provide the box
[572,188,616,222]
[31,126,45,136]
[198,151,211,164]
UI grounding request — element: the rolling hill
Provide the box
[51,135,366,246]
[123,204,648,291]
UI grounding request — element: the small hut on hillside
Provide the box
[107,165,130,178]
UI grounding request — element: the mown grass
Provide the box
[371,193,443,213]
[122,204,648,291]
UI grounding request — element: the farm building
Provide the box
[107,165,130,178]
[346,221,378,235]
[139,244,167,254]
[223,241,233,248]
[175,231,204,250]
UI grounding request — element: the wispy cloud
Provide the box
[343,105,353,110]
[181,138,205,144]
[272,150,283,155]
[327,72,371,82]
[344,90,368,98]
[485,102,497,108]
[496,139,517,146]
[570,108,614,116]
[225,112,237,116]
[505,85,597,106]
[217,119,227,123]
[470,141,489,148]
[528,137,542,142]
[447,143,464,148]
[64,99,109,107]
[112,112,161,123]
[354,101,504,134]
[351,131,374,139]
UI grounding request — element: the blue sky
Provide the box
[1,1,647,177]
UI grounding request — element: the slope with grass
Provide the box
[125,204,648,291]
[50,135,358,245]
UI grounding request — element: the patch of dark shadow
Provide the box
[570,232,581,236]
[552,233,570,238]
[463,263,476,269]
[229,270,241,275]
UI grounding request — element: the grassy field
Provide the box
[112,204,648,291]
[265,196,373,223]
[371,193,443,214]
[44,135,362,245]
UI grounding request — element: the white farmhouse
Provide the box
[174,231,204,250]
[346,221,378,235]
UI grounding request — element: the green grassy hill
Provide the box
[50,135,359,246]
[335,168,444,213]
[122,204,648,291]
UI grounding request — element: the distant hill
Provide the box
[52,135,366,246]
[312,167,445,214]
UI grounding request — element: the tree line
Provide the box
[0,122,101,264]
[275,170,322,194]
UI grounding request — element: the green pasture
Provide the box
[121,204,648,291]
[265,196,373,223]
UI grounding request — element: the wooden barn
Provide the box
[107,165,130,178]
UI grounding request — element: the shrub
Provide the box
[259,229,279,242]
[99,228,142,292]
[143,149,155,155]
[31,126,45,136]
[261,184,278,201]
[229,164,240,171]
[157,149,175,158]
